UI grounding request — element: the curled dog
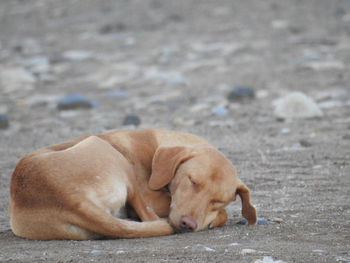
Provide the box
[10,129,256,240]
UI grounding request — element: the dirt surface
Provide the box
[1,0,350,262]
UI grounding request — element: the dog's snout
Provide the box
[179,216,197,232]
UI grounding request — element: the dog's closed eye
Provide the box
[188,176,197,186]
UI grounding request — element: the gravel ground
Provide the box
[0,0,350,262]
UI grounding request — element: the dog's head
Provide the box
[148,146,257,232]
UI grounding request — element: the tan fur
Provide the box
[9,129,256,240]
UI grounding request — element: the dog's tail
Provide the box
[65,200,174,239]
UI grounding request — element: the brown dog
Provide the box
[10,129,256,240]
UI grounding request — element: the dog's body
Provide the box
[10,129,256,240]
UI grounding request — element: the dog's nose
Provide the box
[179,216,197,232]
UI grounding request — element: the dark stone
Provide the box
[342,134,350,140]
[57,93,97,110]
[300,139,312,147]
[49,54,66,64]
[168,14,183,22]
[289,26,304,34]
[227,86,255,102]
[13,45,23,53]
[122,114,141,126]
[0,114,9,129]
[236,218,248,225]
[335,7,346,17]
[99,22,127,34]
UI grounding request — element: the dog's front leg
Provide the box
[127,188,160,221]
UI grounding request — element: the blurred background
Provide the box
[0,1,350,261]
[1,0,349,141]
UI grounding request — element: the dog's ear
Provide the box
[236,181,257,225]
[149,146,193,190]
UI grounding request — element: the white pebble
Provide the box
[301,60,345,71]
[240,248,257,255]
[190,103,210,113]
[228,242,240,246]
[271,20,289,30]
[254,256,287,263]
[63,50,92,61]
[90,249,104,254]
[172,118,196,127]
[197,244,216,252]
[273,92,323,120]
[203,246,215,252]
[280,128,290,134]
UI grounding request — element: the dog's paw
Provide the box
[157,219,175,234]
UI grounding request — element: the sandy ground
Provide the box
[0,0,350,262]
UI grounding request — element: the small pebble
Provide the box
[122,114,141,127]
[0,114,9,129]
[173,118,196,127]
[342,134,350,140]
[257,217,268,224]
[211,106,229,116]
[228,242,240,246]
[301,60,345,71]
[238,217,275,225]
[254,256,287,263]
[62,50,92,62]
[167,74,187,85]
[240,248,257,255]
[292,55,320,66]
[227,86,255,102]
[335,7,346,17]
[106,90,129,99]
[90,249,104,255]
[236,218,248,225]
[299,139,312,147]
[203,246,215,252]
[57,93,97,110]
[13,44,23,53]
[99,22,127,34]
[271,218,284,223]
[271,20,289,30]
[281,128,290,134]
[23,56,50,75]
[190,103,211,113]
